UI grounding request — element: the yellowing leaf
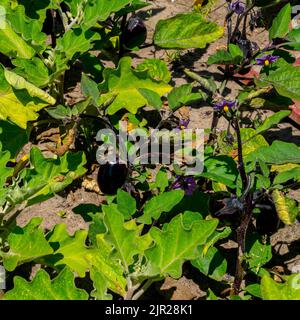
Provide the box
[99,57,172,115]
[154,12,224,49]
[4,69,55,105]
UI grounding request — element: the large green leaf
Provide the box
[56,28,99,62]
[268,3,291,41]
[137,190,185,224]
[246,141,300,165]
[101,204,151,271]
[200,156,238,188]
[6,5,47,53]
[12,57,50,88]
[254,110,290,136]
[7,147,87,208]
[47,224,90,278]
[83,0,132,28]
[144,213,218,278]
[154,12,223,49]
[99,57,172,115]
[0,20,35,58]
[4,268,88,300]
[258,66,300,101]
[2,217,54,271]
[261,274,300,300]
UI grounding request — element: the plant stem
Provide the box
[231,117,254,295]
[131,279,154,300]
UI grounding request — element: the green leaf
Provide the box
[0,20,35,59]
[168,83,202,110]
[274,167,300,184]
[200,156,238,188]
[258,66,300,101]
[144,213,218,278]
[90,269,113,300]
[46,104,73,120]
[269,3,291,40]
[102,204,150,270]
[12,57,50,88]
[0,120,28,158]
[3,217,54,271]
[255,110,290,135]
[99,57,172,115]
[47,224,90,278]
[56,28,99,62]
[6,5,47,53]
[136,59,171,83]
[246,235,272,274]
[87,234,127,297]
[4,268,88,300]
[81,73,100,104]
[154,12,223,49]
[286,28,300,50]
[154,169,169,192]
[83,0,132,28]
[117,189,136,219]
[7,147,87,207]
[137,190,185,224]
[208,44,243,65]
[245,283,262,299]
[192,246,227,281]
[247,141,300,165]
[138,88,162,110]
[261,274,300,300]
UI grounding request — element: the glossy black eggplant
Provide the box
[123,16,147,49]
[97,162,128,195]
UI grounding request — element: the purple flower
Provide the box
[230,1,245,14]
[213,100,236,112]
[172,175,197,196]
[256,54,279,67]
[177,119,190,130]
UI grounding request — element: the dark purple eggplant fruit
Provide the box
[97,162,128,195]
[122,16,147,49]
[256,200,279,236]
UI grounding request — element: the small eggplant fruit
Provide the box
[97,162,128,195]
[123,16,147,49]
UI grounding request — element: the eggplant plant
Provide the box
[0,0,299,301]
